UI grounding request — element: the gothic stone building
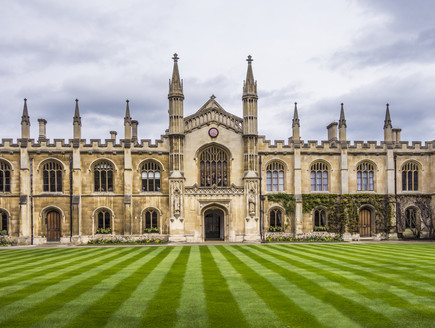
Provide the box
[0,54,434,245]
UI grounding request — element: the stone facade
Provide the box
[0,54,433,244]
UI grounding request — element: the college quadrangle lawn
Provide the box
[0,243,434,328]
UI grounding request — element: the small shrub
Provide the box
[0,236,15,246]
[95,228,112,234]
[144,227,159,233]
[314,226,328,232]
[265,232,343,243]
[268,226,283,232]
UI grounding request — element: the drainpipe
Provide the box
[30,157,34,245]
[259,155,264,241]
[69,154,73,242]
[394,154,400,238]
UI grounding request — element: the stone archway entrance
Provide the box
[204,208,224,240]
[47,210,61,241]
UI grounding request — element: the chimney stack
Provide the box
[327,122,338,142]
[110,131,117,141]
[131,120,138,143]
[38,118,47,142]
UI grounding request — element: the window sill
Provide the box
[309,191,330,194]
[355,190,376,194]
[400,191,421,194]
[92,192,115,195]
[41,192,65,195]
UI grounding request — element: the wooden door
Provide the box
[359,209,371,237]
[47,211,61,241]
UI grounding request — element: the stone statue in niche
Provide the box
[174,189,181,217]
[247,181,257,217]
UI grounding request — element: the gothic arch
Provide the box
[136,158,166,172]
[354,159,378,172]
[91,206,115,235]
[400,159,423,171]
[0,158,15,171]
[194,142,232,160]
[88,158,118,172]
[36,157,67,172]
[263,158,289,171]
[140,207,163,217]
[39,205,65,221]
[308,159,332,171]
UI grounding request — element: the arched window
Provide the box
[94,161,113,192]
[310,162,328,191]
[0,161,11,193]
[144,209,159,233]
[357,162,374,191]
[266,162,284,191]
[314,209,327,231]
[0,211,7,235]
[402,162,419,191]
[42,161,62,192]
[269,208,282,228]
[199,146,228,187]
[96,209,111,233]
[141,161,161,192]
[405,207,417,229]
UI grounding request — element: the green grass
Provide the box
[1,244,435,327]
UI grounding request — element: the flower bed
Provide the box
[144,227,159,233]
[95,228,112,234]
[0,236,15,246]
[85,234,168,245]
[264,231,344,243]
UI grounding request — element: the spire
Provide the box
[384,103,392,128]
[339,103,346,128]
[292,102,300,127]
[73,99,81,125]
[21,98,30,124]
[124,99,131,124]
[169,53,183,96]
[243,55,257,97]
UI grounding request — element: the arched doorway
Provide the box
[359,208,372,237]
[47,210,61,241]
[204,208,224,240]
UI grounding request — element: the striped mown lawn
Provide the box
[1,243,435,327]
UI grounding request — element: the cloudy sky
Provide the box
[1,0,434,144]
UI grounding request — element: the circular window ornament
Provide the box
[208,127,219,138]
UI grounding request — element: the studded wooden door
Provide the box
[47,211,61,241]
[359,209,371,237]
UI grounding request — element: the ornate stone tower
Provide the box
[242,55,260,241]
[168,53,185,241]
[73,99,81,140]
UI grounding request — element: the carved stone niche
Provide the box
[198,199,231,211]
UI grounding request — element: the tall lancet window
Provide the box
[43,161,63,192]
[266,162,284,192]
[402,162,419,191]
[94,161,114,192]
[141,161,161,192]
[310,162,329,191]
[0,161,11,193]
[357,162,375,191]
[199,146,228,187]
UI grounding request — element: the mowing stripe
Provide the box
[61,246,175,328]
[238,245,396,328]
[268,244,435,325]
[139,246,191,327]
[105,247,183,328]
[200,246,249,328]
[0,247,137,326]
[226,245,358,328]
[0,248,93,276]
[298,244,435,299]
[0,248,67,265]
[175,246,208,328]
[0,247,115,298]
[210,246,282,327]
[217,245,328,328]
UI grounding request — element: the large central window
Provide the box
[199,145,228,187]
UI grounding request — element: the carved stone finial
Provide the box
[210,94,216,99]
[246,55,253,63]
[172,53,179,62]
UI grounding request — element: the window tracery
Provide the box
[199,146,228,187]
